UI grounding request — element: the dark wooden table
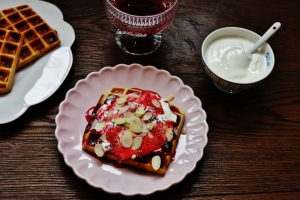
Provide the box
[1,0,300,199]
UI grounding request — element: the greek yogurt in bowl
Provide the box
[201,27,275,93]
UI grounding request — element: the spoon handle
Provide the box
[249,22,281,54]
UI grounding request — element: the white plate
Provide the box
[0,0,75,124]
[55,64,209,196]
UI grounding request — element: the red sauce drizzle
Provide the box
[84,89,178,164]
[85,106,95,122]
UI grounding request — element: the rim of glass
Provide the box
[105,0,179,18]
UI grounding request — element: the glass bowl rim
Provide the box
[105,0,179,18]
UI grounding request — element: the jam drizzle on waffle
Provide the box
[82,87,185,174]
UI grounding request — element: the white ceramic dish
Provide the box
[0,0,75,124]
[55,64,209,196]
[201,27,275,93]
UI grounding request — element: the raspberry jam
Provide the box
[83,89,180,164]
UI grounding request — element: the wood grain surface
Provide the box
[1,0,300,199]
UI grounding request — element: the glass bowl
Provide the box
[104,0,179,55]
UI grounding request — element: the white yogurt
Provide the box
[205,36,266,83]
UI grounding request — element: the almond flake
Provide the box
[118,104,130,114]
[100,133,106,142]
[121,131,133,148]
[135,116,142,127]
[131,154,137,159]
[125,112,134,118]
[140,132,147,137]
[124,129,135,137]
[143,111,152,121]
[152,99,160,108]
[142,124,149,133]
[173,127,178,135]
[117,96,127,105]
[94,143,104,157]
[131,137,143,150]
[128,102,136,109]
[106,109,113,117]
[148,132,154,138]
[166,129,173,141]
[114,117,126,125]
[135,106,145,117]
[125,114,135,124]
[165,94,174,102]
[95,121,106,132]
[130,123,142,133]
[91,119,99,130]
[181,128,187,135]
[146,123,155,130]
[151,155,161,170]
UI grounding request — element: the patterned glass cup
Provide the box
[104,0,179,55]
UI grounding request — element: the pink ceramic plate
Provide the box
[55,64,208,196]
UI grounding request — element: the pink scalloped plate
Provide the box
[55,64,208,196]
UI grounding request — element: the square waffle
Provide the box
[0,28,24,94]
[82,87,185,175]
[0,5,61,69]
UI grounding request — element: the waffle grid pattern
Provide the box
[82,87,185,174]
[0,28,24,94]
[0,5,61,69]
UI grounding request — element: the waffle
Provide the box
[0,28,24,94]
[82,87,185,175]
[0,5,61,69]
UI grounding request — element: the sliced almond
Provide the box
[135,116,142,127]
[166,129,173,141]
[125,113,135,124]
[117,96,127,105]
[143,111,152,121]
[131,137,143,150]
[130,123,142,133]
[100,133,106,142]
[165,94,174,102]
[114,117,126,125]
[94,143,104,157]
[142,124,149,134]
[124,129,135,137]
[148,132,154,138]
[118,104,130,114]
[179,107,185,115]
[181,128,187,135]
[91,119,99,130]
[141,132,147,137]
[128,102,136,109]
[125,112,134,118]
[121,131,133,148]
[115,104,122,108]
[173,127,178,135]
[106,109,113,117]
[152,99,160,108]
[131,154,137,159]
[146,123,155,130]
[95,121,106,132]
[135,106,145,117]
[151,155,161,170]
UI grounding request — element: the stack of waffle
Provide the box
[0,5,61,94]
